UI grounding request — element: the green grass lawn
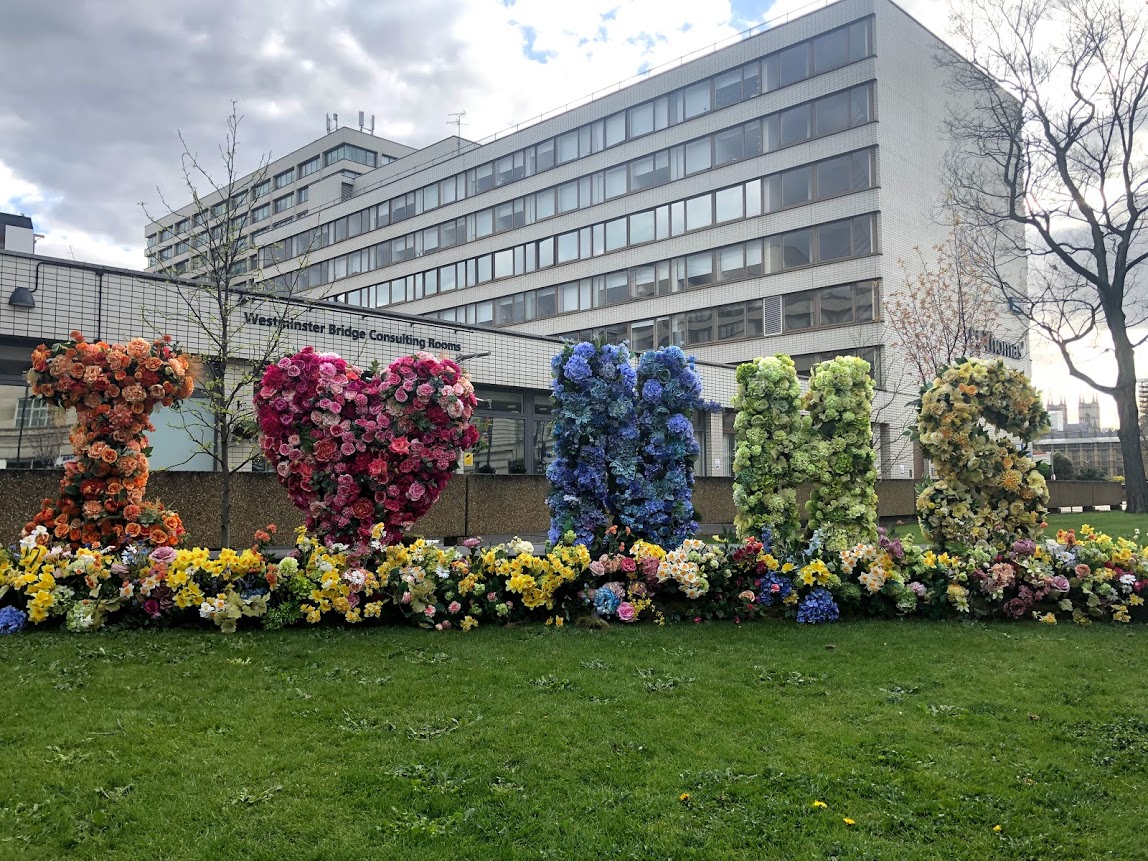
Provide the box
[2,621,1147,860]
[884,510,1148,545]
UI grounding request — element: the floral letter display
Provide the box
[25,332,194,548]
[546,342,639,546]
[732,356,812,550]
[805,356,878,551]
[255,349,479,548]
[915,358,1049,551]
[619,347,713,548]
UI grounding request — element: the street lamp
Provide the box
[455,351,491,363]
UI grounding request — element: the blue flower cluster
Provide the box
[756,573,794,607]
[796,587,840,624]
[592,587,622,616]
[0,605,28,634]
[616,347,716,548]
[547,342,638,546]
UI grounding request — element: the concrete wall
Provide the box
[0,471,1122,547]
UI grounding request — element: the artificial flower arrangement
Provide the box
[914,358,1050,551]
[0,521,1144,634]
[24,331,195,549]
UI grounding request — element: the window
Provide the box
[685,195,712,231]
[686,309,714,344]
[536,188,556,220]
[683,81,711,119]
[715,69,742,109]
[422,183,439,211]
[719,245,745,280]
[778,43,809,87]
[16,397,56,429]
[781,229,811,268]
[629,102,654,137]
[605,113,626,147]
[685,138,712,175]
[557,131,579,164]
[557,232,579,263]
[605,218,627,252]
[779,104,810,147]
[274,169,294,189]
[685,252,714,288]
[781,166,812,208]
[252,204,271,223]
[600,272,628,306]
[819,283,855,324]
[714,127,744,166]
[558,181,579,214]
[631,152,669,190]
[273,194,292,214]
[813,27,850,74]
[604,165,627,199]
[784,291,814,330]
[392,192,415,222]
[815,154,853,199]
[536,138,556,172]
[715,186,743,223]
[299,156,320,177]
[629,210,655,244]
[814,90,850,136]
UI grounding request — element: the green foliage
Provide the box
[805,356,878,550]
[1052,452,1075,480]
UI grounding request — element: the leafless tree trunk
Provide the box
[142,104,319,545]
[942,0,1148,512]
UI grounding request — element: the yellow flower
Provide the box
[460,615,478,631]
[679,793,690,803]
[812,801,828,809]
[993,825,1002,833]
[553,616,564,628]
[843,818,855,826]
[1130,594,1144,607]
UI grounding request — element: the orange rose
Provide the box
[125,523,142,538]
[148,528,169,545]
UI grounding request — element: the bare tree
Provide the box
[885,214,1006,385]
[142,104,317,546]
[942,0,1148,512]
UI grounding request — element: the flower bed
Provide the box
[2,523,1143,634]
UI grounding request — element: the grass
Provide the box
[884,510,1148,545]
[2,620,1148,860]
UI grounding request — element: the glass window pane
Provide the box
[778,44,809,86]
[816,154,852,199]
[495,202,515,232]
[685,138,711,174]
[784,292,814,330]
[629,210,655,244]
[719,245,745,280]
[814,91,850,136]
[605,165,627,198]
[747,300,764,336]
[477,255,493,283]
[818,221,853,261]
[603,272,628,305]
[605,218,627,251]
[557,131,579,163]
[557,232,579,263]
[715,69,742,108]
[494,249,514,279]
[852,150,872,190]
[686,195,712,231]
[819,283,855,324]
[850,84,872,125]
[539,238,555,268]
[631,320,655,352]
[781,229,812,268]
[855,281,875,321]
[656,205,670,240]
[780,104,810,147]
[714,128,744,165]
[684,81,711,119]
[629,102,654,137]
[686,252,714,288]
[718,304,745,340]
[670,200,685,235]
[853,214,873,256]
[536,139,556,171]
[746,179,762,217]
[633,265,657,299]
[715,186,743,222]
[849,19,871,62]
[746,240,764,277]
[475,208,493,238]
[743,61,761,99]
[536,188,556,219]
[653,96,669,130]
[606,112,626,146]
[781,165,812,208]
[558,181,579,213]
[686,309,714,344]
[814,28,850,74]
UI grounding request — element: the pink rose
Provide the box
[424,605,436,617]
[448,601,461,614]
[616,602,636,623]
[620,557,637,573]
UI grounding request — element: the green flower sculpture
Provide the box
[804,356,878,551]
[914,358,1050,551]
[732,356,814,549]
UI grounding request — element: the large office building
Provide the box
[6,0,1029,480]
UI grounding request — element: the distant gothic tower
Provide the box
[1078,397,1101,432]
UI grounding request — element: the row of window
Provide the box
[314,144,874,306]
[557,285,874,352]
[263,81,874,270]
[147,143,380,248]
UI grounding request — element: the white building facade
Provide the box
[1,0,1029,480]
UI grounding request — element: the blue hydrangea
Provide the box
[796,588,840,624]
[0,606,28,634]
[757,573,793,607]
[592,588,621,617]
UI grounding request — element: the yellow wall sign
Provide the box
[463,452,474,467]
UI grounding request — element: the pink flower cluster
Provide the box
[255,348,479,548]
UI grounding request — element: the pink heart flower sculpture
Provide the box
[255,348,479,548]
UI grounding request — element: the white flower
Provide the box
[20,525,48,549]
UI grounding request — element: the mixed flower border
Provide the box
[1,521,1144,634]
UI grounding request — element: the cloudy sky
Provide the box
[0,0,1127,423]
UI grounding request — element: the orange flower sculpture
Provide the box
[24,331,195,548]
